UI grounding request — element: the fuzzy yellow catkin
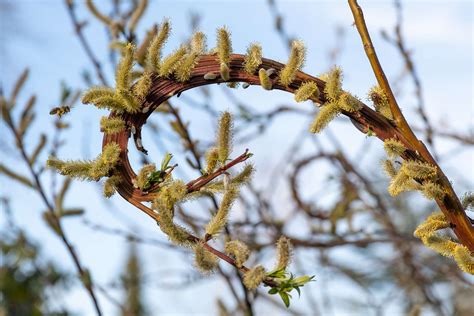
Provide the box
[216,27,232,65]
[309,103,340,134]
[225,240,250,268]
[338,92,362,112]
[217,111,233,164]
[243,265,266,290]
[294,81,319,102]
[258,68,272,90]
[402,160,437,180]
[116,43,135,91]
[454,245,474,274]
[100,116,126,134]
[388,170,412,196]
[174,32,206,82]
[368,85,393,120]
[135,164,156,190]
[381,159,398,178]
[194,243,219,273]
[191,31,207,54]
[279,40,306,87]
[133,71,152,101]
[128,0,148,32]
[86,0,113,26]
[153,180,193,246]
[82,87,116,104]
[323,66,343,102]
[89,96,127,113]
[243,43,262,75]
[103,175,122,198]
[383,138,406,158]
[158,45,187,78]
[89,143,122,180]
[146,19,171,72]
[204,147,219,174]
[275,236,292,270]
[136,25,157,66]
[116,89,141,113]
[421,181,445,200]
[47,143,121,181]
[205,187,238,237]
[414,212,474,275]
[231,164,254,187]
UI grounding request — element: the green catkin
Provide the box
[128,0,148,32]
[86,0,113,26]
[204,147,219,174]
[224,240,250,268]
[243,265,266,290]
[368,85,393,120]
[275,236,292,270]
[402,160,437,180]
[421,181,445,200]
[135,164,156,190]
[338,92,362,112]
[133,71,152,101]
[81,86,116,104]
[146,19,171,72]
[220,62,230,81]
[216,27,232,65]
[158,45,187,78]
[383,138,406,158]
[454,245,474,274]
[243,43,262,75]
[279,40,306,87]
[103,175,122,198]
[100,116,126,134]
[205,187,238,237]
[217,111,233,164]
[259,68,272,90]
[323,66,343,102]
[309,103,340,134]
[294,81,319,102]
[194,243,219,273]
[116,43,135,91]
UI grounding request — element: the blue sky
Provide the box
[1,0,473,315]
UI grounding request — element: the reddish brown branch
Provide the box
[102,53,473,254]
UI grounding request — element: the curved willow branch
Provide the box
[102,53,474,252]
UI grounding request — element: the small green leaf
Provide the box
[161,152,173,170]
[268,288,278,295]
[279,291,290,308]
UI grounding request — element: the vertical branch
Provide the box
[347,0,415,144]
